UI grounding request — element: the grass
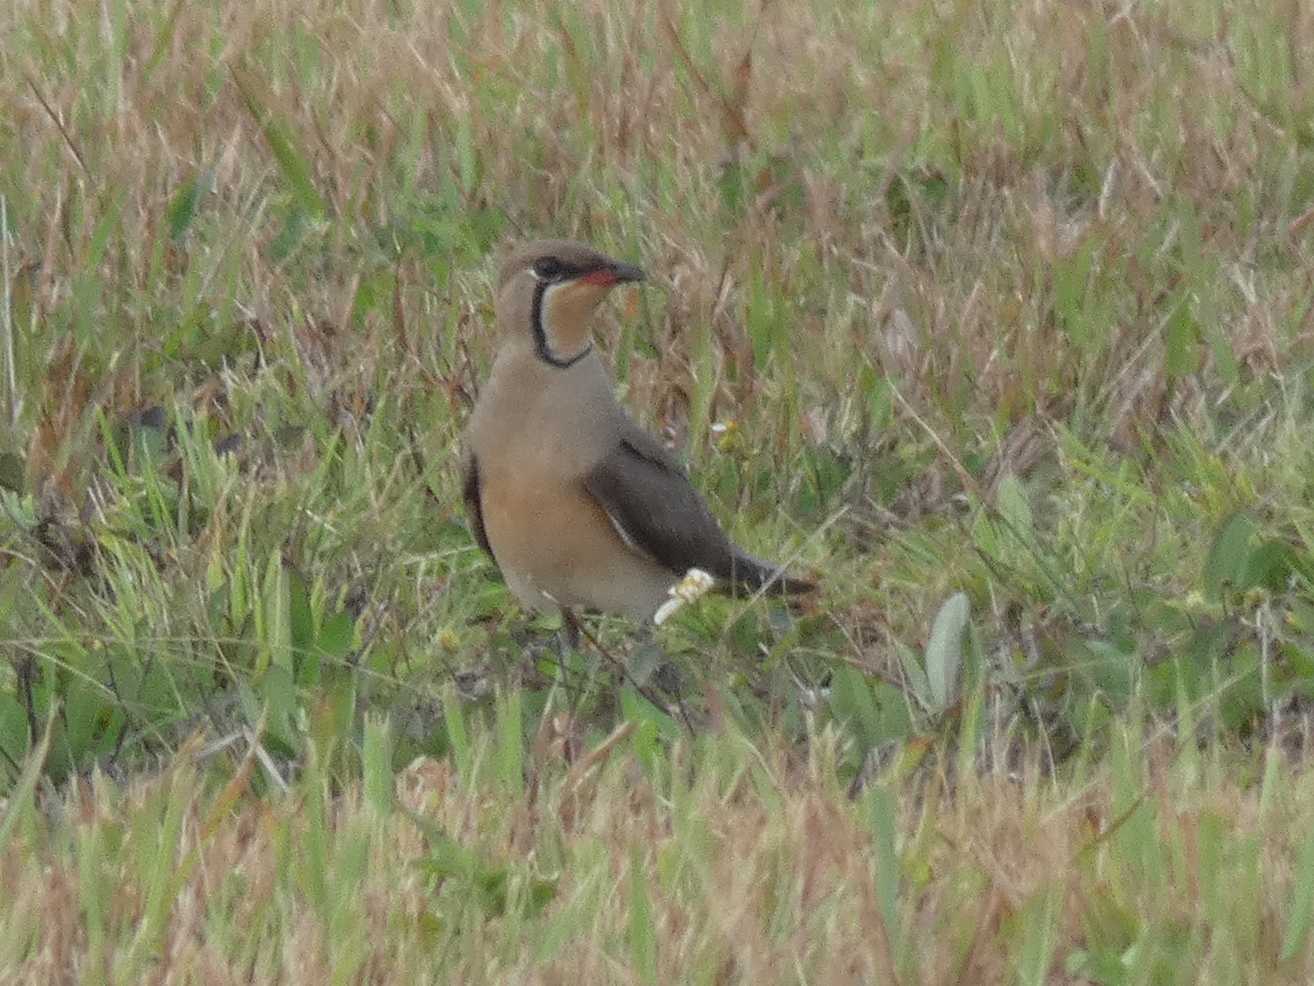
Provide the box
[8,714,1314,983]
[1,0,1314,979]
[2,715,1314,983]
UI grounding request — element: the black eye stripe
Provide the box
[533,257,566,281]
[532,257,600,282]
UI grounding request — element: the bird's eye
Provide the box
[532,257,564,281]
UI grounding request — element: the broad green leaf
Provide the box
[261,668,296,751]
[1203,512,1257,602]
[995,472,1034,547]
[64,670,113,763]
[316,611,355,662]
[896,640,933,712]
[1243,540,1297,594]
[925,592,969,711]
[829,665,896,748]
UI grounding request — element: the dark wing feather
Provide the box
[584,426,813,594]
[462,452,496,562]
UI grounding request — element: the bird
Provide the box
[461,239,814,626]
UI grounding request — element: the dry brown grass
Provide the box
[6,0,1311,433]
[2,726,1312,984]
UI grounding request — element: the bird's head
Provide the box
[495,239,645,369]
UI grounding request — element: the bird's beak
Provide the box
[580,261,646,287]
[608,261,646,284]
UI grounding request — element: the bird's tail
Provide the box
[724,551,817,596]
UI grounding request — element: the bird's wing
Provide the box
[584,424,816,594]
[582,426,738,581]
[461,451,496,562]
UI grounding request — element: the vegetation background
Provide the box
[2,0,1314,981]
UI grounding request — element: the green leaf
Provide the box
[717,157,746,214]
[268,206,311,263]
[1053,236,1096,349]
[261,667,297,750]
[362,713,392,816]
[0,705,56,858]
[1164,292,1202,377]
[288,569,321,687]
[232,67,327,218]
[1282,826,1314,960]
[1203,512,1257,602]
[261,555,296,744]
[264,554,292,674]
[454,113,479,198]
[1080,639,1136,702]
[865,784,900,943]
[628,842,658,985]
[895,640,934,712]
[0,693,30,766]
[64,671,113,764]
[85,192,125,269]
[406,812,474,877]
[925,592,969,711]
[409,815,535,919]
[995,472,1034,547]
[0,452,24,493]
[620,686,680,740]
[1242,540,1297,594]
[494,687,523,796]
[315,611,355,662]
[524,875,559,918]
[445,697,471,777]
[132,419,168,466]
[288,568,314,656]
[166,172,208,241]
[829,665,886,747]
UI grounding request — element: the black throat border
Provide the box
[531,279,592,369]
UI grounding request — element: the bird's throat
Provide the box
[532,280,601,369]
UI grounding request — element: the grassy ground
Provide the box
[2,0,1314,980]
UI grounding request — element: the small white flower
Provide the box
[653,568,715,625]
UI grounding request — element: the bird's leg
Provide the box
[556,608,624,719]
[552,608,586,719]
[560,608,583,653]
[629,624,687,702]
[607,622,693,730]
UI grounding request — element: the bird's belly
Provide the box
[481,477,674,622]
